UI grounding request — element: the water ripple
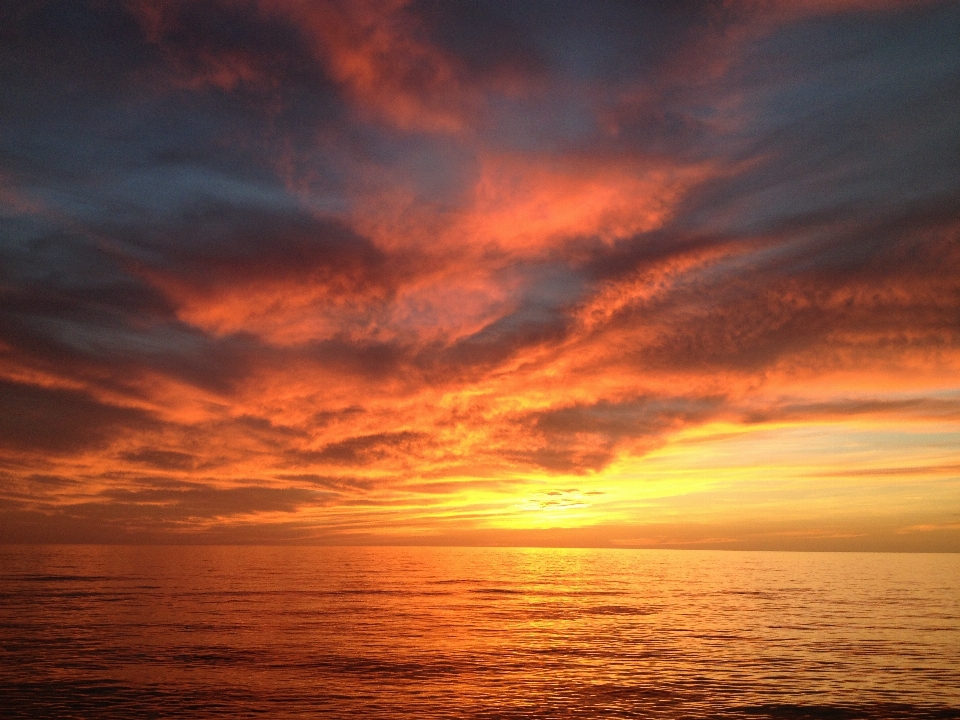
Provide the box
[0,546,958,719]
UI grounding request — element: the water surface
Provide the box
[1,546,958,718]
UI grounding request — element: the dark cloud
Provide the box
[304,337,410,379]
[435,310,571,376]
[0,481,327,543]
[274,473,376,491]
[0,0,152,97]
[677,4,960,234]
[515,397,721,472]
[133,0,330,92]
[124,203,397,297]
[0,291,260,396]
[311,432,429,466]
[410,0,549,84]
[743,398,960,425]
[0,379,157,455]
[576,229,736,283]
[572,197,960,376]
[414,0,728,82]
[95,483,323,517]
[534,397,719,437]
[120,449,198,471]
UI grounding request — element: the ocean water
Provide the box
[0,546,958,719]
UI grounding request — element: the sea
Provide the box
[1,545,958,719]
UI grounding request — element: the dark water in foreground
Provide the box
[1,546,958,719]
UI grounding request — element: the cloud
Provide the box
[310,431,429,466]
[512,396,721,472]
[94,483,324,517]
[119,449,199,471]
[0,0,958,544]
[130,0,330,93]
[117,202,405,342]
[0,379,157,455]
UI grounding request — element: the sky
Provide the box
[1,0,959,550]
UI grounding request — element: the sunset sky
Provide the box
[1,0,958,549]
